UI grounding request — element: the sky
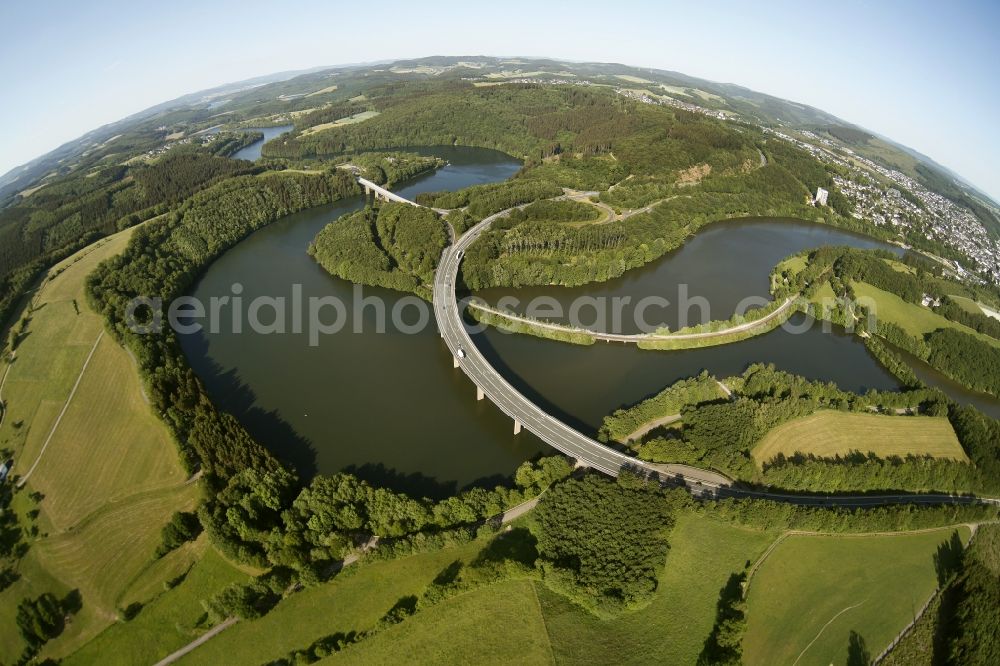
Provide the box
[1,0,998,201]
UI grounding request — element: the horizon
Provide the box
[2,0,999,203]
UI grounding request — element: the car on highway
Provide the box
[457,348,466,359]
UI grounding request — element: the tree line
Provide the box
[309,202,447,298]
[629,363,1000,495]
[200,456,573,579]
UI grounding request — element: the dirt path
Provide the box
[17,330,104,487]
[792,600,867,665]
[618,414,681,443]
[151,617,240,666]
[618,195,678,220]
[498,495,542,523]
[557,189,616,224]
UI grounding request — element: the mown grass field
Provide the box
[808,279,838,306]
[743,526,972,666]
[853,281,1000,349]
[884,258,916,274]
[327,579,555,665]
[751,410,968,466]
[0,226,200,662]
[776,254,808,275]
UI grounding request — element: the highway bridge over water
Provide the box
[360,175,999,508]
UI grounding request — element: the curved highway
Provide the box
[432,207,1000,508]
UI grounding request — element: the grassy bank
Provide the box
[468,306,596,345]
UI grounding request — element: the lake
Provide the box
[181,146,989,496]
[475,218,903,334]
[230,125,295,161]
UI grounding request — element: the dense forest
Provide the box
[884,523,1000,665]
[533,472,678,614]
[458,153,855,290]
[263,81,979,294]
[309,202,448,298]
[262,82,763,170]
[0,153,263,328]
[416,179,563,219]
[202,455,572,577]
[347,152,446,187]
[945,524,1000,663]
[598,372,722,442]
[207,131,264,157]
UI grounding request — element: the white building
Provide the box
[814,187,829,207]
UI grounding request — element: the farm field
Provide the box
[532,515,774,664]
[751,410,968,465]
[743,526,972,666]
[0,226,199,662]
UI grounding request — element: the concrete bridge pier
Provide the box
[513,419,522,435]
[477,386,484,401]
[453,355,460,369]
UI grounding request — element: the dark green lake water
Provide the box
[230,125,294,161]
[476,218,903,333]
[180,146,998,496]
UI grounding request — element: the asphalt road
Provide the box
[433,208,1000,509]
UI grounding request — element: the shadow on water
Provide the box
[342,462,458,500]
[179,146,541,493]
[470,323,594,434]
[181,328,319,479]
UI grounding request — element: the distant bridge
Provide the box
[357,176,423,207]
